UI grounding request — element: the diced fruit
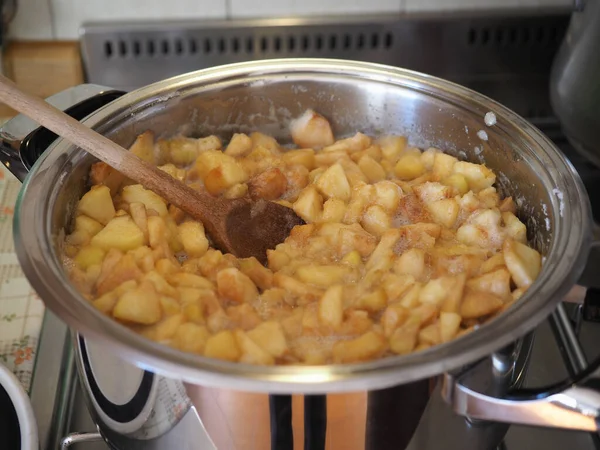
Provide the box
[77,185,115,225]
[235,330,275,365]
[378,135,408,163]
[290,109,334,149]
[97,254,143,295]
[361,205,391,236]
[393,248,426,280]
[358,155,386,183]
[355,288,387,313]
[204,160,248,196]
[453,161,495,192]
[178,221,209,257]
[216,268,259,303]
[503,239,542,289]
[332,331,387,363]
[248,168,287,200]
[296,265,349,287]
[319,285,343,329]
[439,312,462,343]
[418,323,440,345]
[315,163,351,201]
[113,281,161,325]
[204,330,241,362]
[389,321,419,354]
[239,257,273,290]
[74,215,104,237]
[74,246,105,270]
[467,268,512,301]
[433,152,457,179]
[321,198,346,223]
[91,215,144,252]
[460,289,503,319]
[129,130,155,164]
[122,184,168,217]
[247,321,289,357]
[442,174,469,195]
[426,198,459,228]
[224,133,253,157]
[293,186,323,223]
[502,212,527,243]
[129,202,148,243]
[381,304,409,337]
[282,148,316,170]
[172,324,210,353]
[394,153,425,180]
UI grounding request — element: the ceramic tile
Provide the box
[50,0,227,40]
[7,0,54,40]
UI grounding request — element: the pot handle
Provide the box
[0,84,125,182]
[442,290,600,431]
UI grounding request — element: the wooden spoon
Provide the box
[0,75,304,264]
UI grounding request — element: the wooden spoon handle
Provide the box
[0,74,220,222]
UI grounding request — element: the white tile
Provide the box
[405,0,570,12]
[8,0,54,40]
[230,0,403,19]
[50,0,228,40]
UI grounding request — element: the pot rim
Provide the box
[13,58,592,393]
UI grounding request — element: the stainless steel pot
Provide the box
[2,59,599,438]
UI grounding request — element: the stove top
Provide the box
[20,9,600,450]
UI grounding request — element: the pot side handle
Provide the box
[0,84,125,182]
[442,297,600,432]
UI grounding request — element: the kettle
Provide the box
[550,0,600,167]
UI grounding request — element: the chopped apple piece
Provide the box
[426,198,459,228]
[239,257,273,290]
[503,239,542,289]
[91,215,144,252]
[178,221,209,257]
[224,133,253,157]
[247,321,289,358]
[74,215,104,237]
[172,323,210,354]
[293,186,323,223]
[332,331,387,363]
[216,268,259,303]
[296,265,349,287]
[204,330,241,362]
[315,163,351,201]
[74,246,105,270]
[318,285,344,329]
[248,168,288,200]
[395,153,425,180]
[77,185,115,225]
[204,160,248,195]
[290,109,334,149]
[122,184,168,217]
[389,321,419,355]
[378,135,408,163]
[439,312,462,343]
[129,130,155,164]
[381,304,409,337]
[467,268,512,301]
[460,288,503,319]
[113,281,161,325]
[393,248,426,280]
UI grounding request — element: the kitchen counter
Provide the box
[0,164,44,393]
